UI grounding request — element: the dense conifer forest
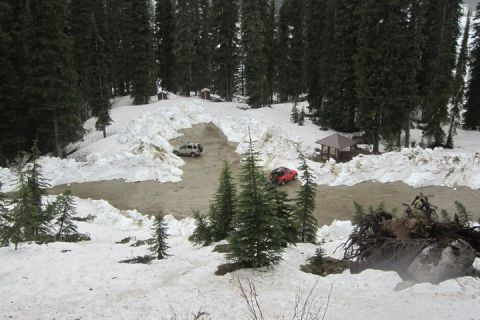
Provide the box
[1,0,479,163]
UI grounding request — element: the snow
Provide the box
[1,95,479,192]
[1,196,478,320]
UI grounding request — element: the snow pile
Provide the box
[1,197,478,320]
[313,148,480,189]
[0,101,212,192]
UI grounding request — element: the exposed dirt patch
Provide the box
[49,124,480,226]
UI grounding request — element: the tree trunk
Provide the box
[404,114,411,148]
[373,132,379,153]
[53,111,62,158]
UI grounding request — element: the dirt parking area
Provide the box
[49,124,480,225]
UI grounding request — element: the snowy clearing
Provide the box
[1,96,479,192]
[0,196,478,320]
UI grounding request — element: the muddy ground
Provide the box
[49,124,480,226]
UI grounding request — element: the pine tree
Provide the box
[298,107,305,126]
[210,0,239,101]
[155,0,176,92]
[265,181,297,247]
[419,0,462,146]
[0,0,28,164]
[125,0,155,105]
[0,183,9,246]
[209,160,237,241]
[324,0,360,132]
[277,0,290,102]
[355,0,421,152]
[228,135,284,267]
[149,214,170,259]
[188,209,213,246]
[294,153,317,243]
[51,190,80,241]
[291,103,299,123]
[241,0,270,108]
[464,4,480,130]
[305,0,325,118]
[23,0,84,157]
[447,10,471,148]
[265,0,277,103]
[175,0,195,96]
[192,0,212,92]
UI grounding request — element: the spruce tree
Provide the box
[298,107,305,126]
[208,160,237,241]
[265,181,297,247]
[228,135,284,267]
[419,0,462,146]
[125,0,155,105]
[305,0,325,118]
[23,0,84,157]
[265,0,277,103]
[464,4,480,131]
[192,0,212,92]
[447,10,471,148]
[188,209,212,246]
[277,1,290,102]
[291,103,299,123]
[324,0,360,132]
[155,0,176,92]
[210,0,239,101]
[149,214,170,259]
[51,190,80,241]
[0,0,28,164]
[175,0,195,96]
[294,153,317,243]
[241,0,270,108]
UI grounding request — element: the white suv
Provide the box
[173,142,203,158]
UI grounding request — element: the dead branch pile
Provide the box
[344,194,480,279]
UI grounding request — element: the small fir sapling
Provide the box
[149,214,170,260]
[51,190,80,241]
[189,209,213,246]
[291,102,299,123]
[294,152,318,243]
[298,107,305,125]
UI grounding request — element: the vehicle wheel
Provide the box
[173,151,179,156]
[294,174,298,180]
[191,153,196,158]
[280,180,286,186]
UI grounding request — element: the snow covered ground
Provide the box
[1,196,478,320]
[1,97,479,319]
[1,95,479,192]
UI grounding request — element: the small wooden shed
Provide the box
[316,133,356,161]
[200,88,211,100]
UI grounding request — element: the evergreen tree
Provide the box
[241,0,270,107]
[291,102,299,123]
[149,214,170,259]
[0,0,28,164]
[324,0,360,132]
[155,0,176,92]
[294,153,317,243]
[305,0,325,118]
[23,0,84,157]
[192,0,212,92]
[298,107,305,126]
[419,0,462,146]
[188,209,213,246]
[208,160,237,241]
[265,0,277,103]
[210,0,239,101]
[265,181,297,247]
[277,0,305,101]
[175,0,195,96]
[464,4,480,130]
[228,135,284,267]
[51,190,79,241]
[355,0,422,152]
[125,0,155,105]
[447,10,471,148]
